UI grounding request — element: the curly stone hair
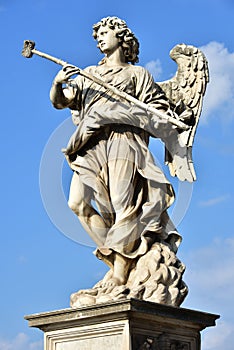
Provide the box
[92,16,139,65]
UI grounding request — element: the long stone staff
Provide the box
[22,40,189,131]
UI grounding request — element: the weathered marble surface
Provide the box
[49,16,209,306]
[25,299,219,350]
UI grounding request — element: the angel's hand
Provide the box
[54,64,80,84]
[50,65,79,109]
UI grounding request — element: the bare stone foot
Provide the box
[74,288,98,296]
[102,276,123,288]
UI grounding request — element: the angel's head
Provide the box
[92,16,139,65]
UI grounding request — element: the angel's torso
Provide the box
[73,65,166,110]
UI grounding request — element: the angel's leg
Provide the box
[68,171,109,246]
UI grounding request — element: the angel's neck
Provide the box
[104,48,127,67]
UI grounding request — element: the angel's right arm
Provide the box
[50,65,80,109]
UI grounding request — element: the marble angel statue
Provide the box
[48,16,209,307]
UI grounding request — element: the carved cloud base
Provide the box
[25,299,219,350]
[70,241,188,308]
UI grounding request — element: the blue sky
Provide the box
[1,0,234,349]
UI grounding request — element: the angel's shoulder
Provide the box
[85,65,97,70]
[83,65,97,73]
[131,65,151,75]
[72,65,97,86]
[129,65,155,85]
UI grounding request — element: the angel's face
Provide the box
[96,26,120,54]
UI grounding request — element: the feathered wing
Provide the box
[157,44,209,182]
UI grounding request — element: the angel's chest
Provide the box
[92,67,137,96]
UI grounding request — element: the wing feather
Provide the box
[157,44,209,181]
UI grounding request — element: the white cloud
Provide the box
[186,237,234,300]
[145,59,162,79]
[0,333,43,350]
[183,237,234,349]
[203,321,234,350]
[199,194,230,207]
[19,255,28,264]
[199,42,234,123]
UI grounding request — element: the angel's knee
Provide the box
[68,197,86,214]
[68,199,79,213]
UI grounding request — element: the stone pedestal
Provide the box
[25,299,219,350]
